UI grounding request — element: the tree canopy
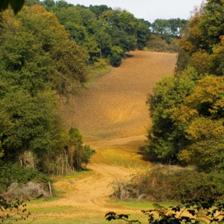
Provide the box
[0,0,25,14]
[42,0,150,66]
[0,3,95,176]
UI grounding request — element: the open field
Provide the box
[61,51,176,144]
[21,51,177,223]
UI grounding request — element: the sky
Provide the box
[67,0,204,22]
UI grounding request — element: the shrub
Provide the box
[0,162,49,193]
[109,46,124,67]
[146,34,179,52]
[145,68,196,163]
[0,196,30,223]
[40,128,95,175]
[112,167,224,203]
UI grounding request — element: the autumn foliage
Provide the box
[146,0,224,173]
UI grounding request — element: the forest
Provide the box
[0,0,224,223]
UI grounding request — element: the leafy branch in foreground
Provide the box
[105,212,140,224]
[106,202,224,224]
[0,0,25,14]
[0,196,30,223]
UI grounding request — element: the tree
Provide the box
[173,76,224,171]
[147,0,224,172]
[136,19,150,49]
[109,46,124,67]
[146,68,196,163]
[0,5,87,95]
[67,128,95,170]
[46,2,149,67]
[177,0,224,72]
[89,5,111,18]
[0,4,94,176]
[152,19,187,39]
[0,0,25,14]
[0,85,60,162]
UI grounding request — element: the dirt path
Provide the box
[54,164,134,210]
[29,51,176,223]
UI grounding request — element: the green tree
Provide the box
[173,76,224,171]
[0,5,87,94]
[147,0,224,172]
[152,18,187,38]
[146,68,196,163]
[0,4,94,176]
[109,46,124,67]
[0,0,25,14]
[67,128,95,170]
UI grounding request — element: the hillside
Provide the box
[61,51,177,148]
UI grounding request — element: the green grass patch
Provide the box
[52,169,93,182]
[17,217,107,224]
[92,148,149,168]
[112,199,177,210]
[86,59,112,85]
[28,205,78,214]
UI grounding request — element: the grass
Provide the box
[28,205,78,214]
[17,216,107,224]
[92,147,150,169]
[20,200,107,224]
[52,169,93,182]
[111,199,177,210]
[17,200,177,224]
[50,169,94,196]
[86,58,112,86]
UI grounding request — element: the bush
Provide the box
[146,34,179,52]
[41,128,95,175]
[112,167,224,203]
[109,53,122,67]
[109,46,124,67]
[0,196,30,223]
[0,162,49,193]
[145,68,196,163]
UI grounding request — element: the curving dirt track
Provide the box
[29,51,177,223]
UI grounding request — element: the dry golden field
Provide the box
[61,51,177,148]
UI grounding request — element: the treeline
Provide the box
[151,18,187,38]
[146,0,224,173]
[41,0,150,66]
[147,18,187,52]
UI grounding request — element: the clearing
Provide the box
[22,51,177,224]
